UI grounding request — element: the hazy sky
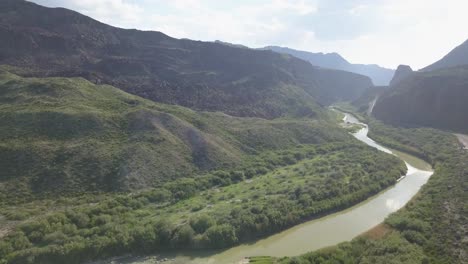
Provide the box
[31,0,468,69]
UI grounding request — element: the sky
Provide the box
[30,0,468,70]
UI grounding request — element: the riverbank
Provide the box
[103,113,433,264]
[0,112,439,264]
[276,116,467,264]
[0,139,407,264]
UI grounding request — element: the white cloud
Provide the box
[271,0,317,15]
[348,4,368,16]
[169,0,202,10]
[70,0,144,28]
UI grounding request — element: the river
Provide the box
[100,112,433,264]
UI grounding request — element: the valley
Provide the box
[0,1,467,264]
[269,118,468,264]
[0,72,405,264]
[94,112,433,264]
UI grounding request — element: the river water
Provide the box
[105,113,433,264]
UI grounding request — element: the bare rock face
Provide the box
[373,66,468,133]
[389,65,413,86]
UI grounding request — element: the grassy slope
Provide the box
[0,69,240,197]
[0,142,406,264]
[0,69,350,201]
[268,119,467,264]
[0,71,409,263]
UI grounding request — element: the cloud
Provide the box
[70,0,144,28]
[170,0,202,10]
[271,0,317,15]
[32,0,144,28]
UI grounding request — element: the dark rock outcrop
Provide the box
[389,65,413,86]
[373,66,468,133]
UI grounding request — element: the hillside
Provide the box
[372,66,468,133]
[0,0,373,119]
[264,46,394,85]
[351,86,386,115]
[0,69,353,199]
[0,73,410,264]
[423,38,468,71]
[0,76,407,263]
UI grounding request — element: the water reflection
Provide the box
[385,199,401,211]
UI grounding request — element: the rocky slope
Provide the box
[389,65,413,86]
[0,69,350,198]
[0,0,373,119]
[373,66,468,133]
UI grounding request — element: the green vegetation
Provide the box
[250,256,276,264]
[2,70,463,264]
[272,119,467,264]
[0,143,406,264]
[0,71,410,263]
[0,69,350,202]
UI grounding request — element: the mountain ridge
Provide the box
[263,46,395,85]
[0,0,373,119]
[422,39,468,71]
[373,38,468,133]
[373,65,468,133]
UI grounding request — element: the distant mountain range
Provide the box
[263,46,395,86]
[0,0,373,120]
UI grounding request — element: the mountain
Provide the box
[263,46,395,86]
[0,69,351,198]
[373,39,468,133]
[373,66,468,133]
[262,46,349,69]
[389,65,413,86]
[422,39,468,71]
[213,40,249,49]
[0,0,373,119]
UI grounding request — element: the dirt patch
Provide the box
[455,134,468,149]
[0,226,12,238]
[360,223,392,240]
